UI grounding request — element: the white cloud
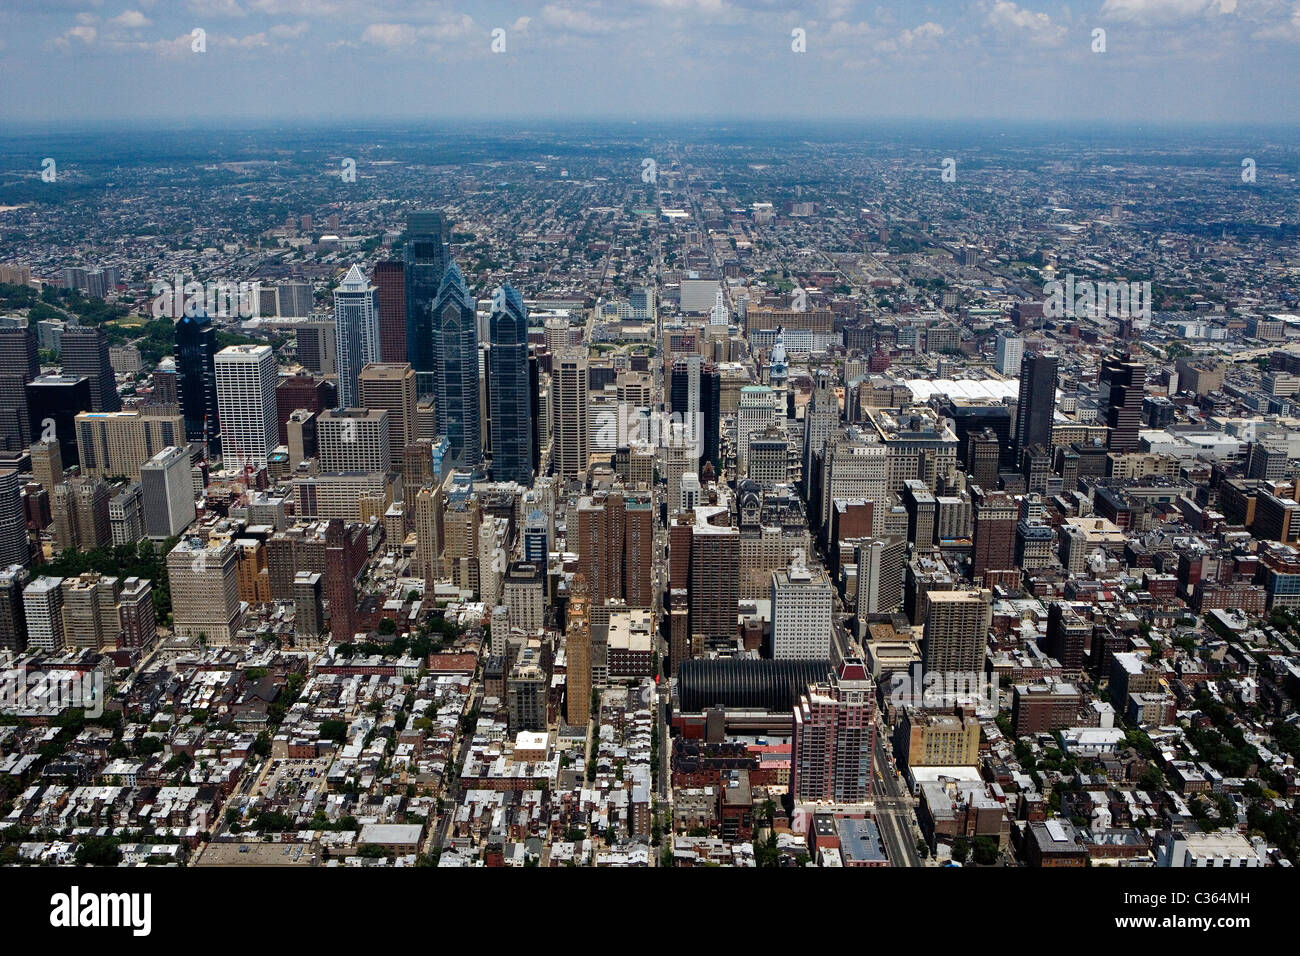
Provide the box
[361,22,418,48]
[111,10,152,28]
[984,1,1067,46]
[1101,0,1238,23]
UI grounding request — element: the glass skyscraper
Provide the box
[432,262,481,469]
[175,312,219,446]
[332,264,380,410]
[488,283,533,485]
[403,210,449,397]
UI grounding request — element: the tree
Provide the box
[951,838,970,864]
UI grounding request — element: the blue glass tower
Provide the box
[432,262,481,469]
[488,283,533,485]
[403,210,449,397]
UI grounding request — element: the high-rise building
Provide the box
[52,476,110,552]
[565,573,592,727]
[74,408,186,479]
[60,325,120,413]
[214,344,278,472]
[0,565,30,651]
[921,588,992,676]
[25,374,91,466]
[576,492,654,610]
[553,350,590,479]
[1014,352,1057,463]
[358,363,417,460]
[174,313,219,445]
[293,571,325,639]
[275,281,314,318]
[488,284,534,485]
[294,319,338,376]
[275,371,333,444]
[771,565,834,660]
[690,520,740,643]
[372,260,407,364]
[60,572,121,651]
[30,438,62,494]
[0,469,30,568]
[333,264,380,410]
[23,576,65,652]
[802,369,839,500]
[855,536,906,620]
[791,658,876,804]
[109,483,145,546]
[971,487,1016,582]
[325,519,367,643]
[995,332,1024,377]
[316,408,391,473]
[404,211,449,395]
[737,385,781,475]
[118,577,156,651]
[1101,352,1146,453]
[1046,602,1090,674]
[167,537,245,644]
[140,446,196,539]
[0,326,39,454]
[431,263,482,469]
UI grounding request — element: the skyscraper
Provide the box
[214,344,278,472]
[60,325,121,413]
[23,576,65,652]
[372,259,407,364]
[971,487,1016,582]
[1101,352,1147,453]
[771,565,835,660]
[554,350,590,479]
[175,313,219,445]
[432,262,482,469]
[1014,351,1057,464]
[0,469,30,568]
[333,264,380,410]
[995,332,1024,376]
[358,363,418,460]
[0,325,39,454]
[0,565,30,652]
[690,521,740,643]
[576,492,654,610]
[403,210,449,395]
[488,283,534,485]
[167,537,245,645]
[140,446,196,539]
[791,658,876,804]
[922,588,993,676]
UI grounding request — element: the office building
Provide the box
[404,210,449,394]
[25,374,91,466]
[1101,352,1146,453]
[358,363,417,460]
[0,565,30,651]
[0,469,30,568]
[174,314,220,445]
[60,325,120,413]
[430,262,481,469]
[771,565,835,660]
[1014,352,1057,463]
[855,536,906,619]
[488,283,534,485]
[30,438,62,494]
[74,408,186,479]
[565,573,592,727]
[295,319,338,376]
[140,446,196,539]
[215,344,278,472]
[372,260,407,363]
[0,326,39,454]
[971,488,1016,581]
[995,332,1024,377]
[52,476,111,552]
[333,264,380,410]
[109,483,145,545]
[61,572,121,651]
[118,577,156,650]
[317,407,392,474]
[554,350,590,479]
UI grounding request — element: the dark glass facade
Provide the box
[488,283,533,485]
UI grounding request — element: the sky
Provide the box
[1,0,1299,126]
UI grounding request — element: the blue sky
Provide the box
[2,0,1298,124]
